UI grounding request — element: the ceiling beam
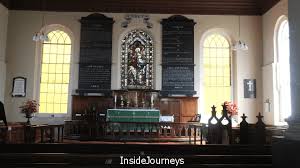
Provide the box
[3,0,280,15]
[0,0,10,8]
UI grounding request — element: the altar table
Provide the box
[106,109,160,122]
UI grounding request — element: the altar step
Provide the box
[0,144,271,168]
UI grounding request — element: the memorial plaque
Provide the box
[162,65,194,90]
[161,15,196,96]
[77,13,114,94]
[79,13,113,64]
[78,64,111,90]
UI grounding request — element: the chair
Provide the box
[207,106,221,144]
[0,101,7,126]
[0,101,8,143]
[218,104,232,144]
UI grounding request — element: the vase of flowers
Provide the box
[19,99,39,125]
[224,101,238,125]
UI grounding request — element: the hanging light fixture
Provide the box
[232,16,248,51]
[33,16,49,42]
[33,0,49,42]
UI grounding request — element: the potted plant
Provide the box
[224,101,239,125]
[19,99,39,125]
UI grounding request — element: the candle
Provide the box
[151,94,154,108]
[135,92,138,107]
[151,94,153,103]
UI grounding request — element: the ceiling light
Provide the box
[232,16,248,51]
[33,0,49,42]
[232,40,248,51]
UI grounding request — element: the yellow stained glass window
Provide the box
[39,30,71,114]
[203,34,231,116]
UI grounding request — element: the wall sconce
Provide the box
[121,14,153,29]
[264,98,271,113]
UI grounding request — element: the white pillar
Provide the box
[285,0,300,141]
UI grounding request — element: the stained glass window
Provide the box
[39,30,72,114]
[203,33,231,116]
[121,30,154,89]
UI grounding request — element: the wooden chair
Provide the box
[219,103,232,144]
[207,106,221,144]
[239,114,249,144]
[0,101,8,143]
[239,113,266,144]
[0,101,7,126]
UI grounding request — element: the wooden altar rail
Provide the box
[64,121,205,144]
[105,122,204,143]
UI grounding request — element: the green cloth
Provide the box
[106,109,160,122]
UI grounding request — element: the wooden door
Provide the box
[160,98,181,122]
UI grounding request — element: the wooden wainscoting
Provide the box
[159,97,198,122]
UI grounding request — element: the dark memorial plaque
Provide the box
[162,65,194,90]
[161,15,196,96]
[79,13,113,64]
[77,13,114,95]
[79,64,111,90]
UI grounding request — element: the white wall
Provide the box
[262,0,288,125]
[0,4,8,103]
[4,11,263,124]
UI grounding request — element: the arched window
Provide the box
[39,30,72,114]
[121,29,154,89]
[275,17,290,123]
[203,33,231,116]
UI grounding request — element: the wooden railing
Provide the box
[64,121,205,144]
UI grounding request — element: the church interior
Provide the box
[0,0,299,167]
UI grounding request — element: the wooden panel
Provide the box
[5,0,280,15]
[0,123,25,143]
[181,98,197,115]
[71,95,113,120]
[180,97,198,122]
[159,97,198,122]
[160,98,181,122]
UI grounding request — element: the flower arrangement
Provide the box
[224,101,238,117]
[19,99,39,117]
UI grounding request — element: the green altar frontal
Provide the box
[106,109,160,122]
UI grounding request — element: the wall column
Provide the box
[285,0,300,141]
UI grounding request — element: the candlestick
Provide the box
[127,94,130,108]
[120,95,124,108]
[151,94,154,109]
[114,94,117,109]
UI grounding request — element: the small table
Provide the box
[40,124,64,143]
[188,123,204,145]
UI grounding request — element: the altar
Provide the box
[106,109,160,122]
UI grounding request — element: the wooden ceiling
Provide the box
[0,0,280,15]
